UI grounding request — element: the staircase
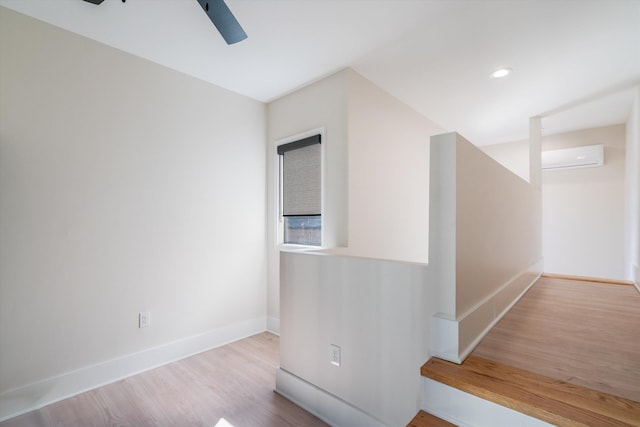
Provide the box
[407,276,640,427]
[407,410,456,427]
[414,355,640,426]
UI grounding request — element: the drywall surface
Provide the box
[542,125,626,280]
[626,89,640,284]
[481,139,530,182]
[455,134,542,318]
[266,69,446,325]
[430,133,542,361]
[270,70,446,425]
[266,70,349,330]
[278,133,545,423]
[482,125,627,281]
[279,251,433,427]
[0,5,266,401]
[346,70,445,263]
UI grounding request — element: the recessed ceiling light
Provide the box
[490,68,512,79]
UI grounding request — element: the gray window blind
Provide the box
[278,135,321,216]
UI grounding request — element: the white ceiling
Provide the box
[2,0,639,145]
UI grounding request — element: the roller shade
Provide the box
[278,134,321,216]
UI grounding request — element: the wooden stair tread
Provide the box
[422,355,640,426]
[407,410,456,427]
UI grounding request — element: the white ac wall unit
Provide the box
[541,144,604,171]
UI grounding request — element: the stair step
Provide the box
[407,410,456,427]
[422,355,640,426]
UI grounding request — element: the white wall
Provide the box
[482,125,627,281]
[456,136,542,317]
[279,251,433,427]
[346,70,444,263]
[266,70,349,332]
[269,70,445,426]
[266,69,444,329]
[541,125,626,280]
[278,133,544,425]
[0,7,266,417]
[481,139,530,182]
[626,88,640,285]
[430,133,542,362]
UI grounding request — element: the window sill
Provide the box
[278,244,322,253]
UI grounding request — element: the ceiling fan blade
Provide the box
[82,0,105,4]
[196,0,247,45]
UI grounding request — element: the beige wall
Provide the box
[443,133,544,316]
[279,132,545,425]
[270,70,444,426]
[279,251,433,427]
[626,89,640,286]
[482,125,628,280]
[266,70,349,330]
[0,6,266,402]
[481,139,530,182]
[456,136,542,317]
[429,133,542,361]
[346,70,444,263]
[541,125,626,280]
[266,69,444,327]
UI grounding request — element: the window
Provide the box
[277,134,321,246]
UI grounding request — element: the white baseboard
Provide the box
[431,259,542,363]
[0,317,267,422]
[275,368,388,427]
[457,261,541,360]
[267,316,280,335]
[421,377,553,427]
[430,314,461,364]
[634,263,640,293]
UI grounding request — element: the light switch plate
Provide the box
[330,344,341,367]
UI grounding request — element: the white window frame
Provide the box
[275,128,325,248]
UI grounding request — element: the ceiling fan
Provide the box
[81,0,247,45]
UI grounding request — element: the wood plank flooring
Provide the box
[421,276,640,426]
[0,332,328,427]
[422,355,640,426]
[406,410,456,427]
[472,276,640,402]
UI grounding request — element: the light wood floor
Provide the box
[407,410,456,427]
[422,355,640,426]
[0,332,328,427]
[472,276,640,403]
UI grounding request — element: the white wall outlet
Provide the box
[139,311,151,328]
[330,344,341,367]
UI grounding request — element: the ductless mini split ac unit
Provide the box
[541,144,604,171]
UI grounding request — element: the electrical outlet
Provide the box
[330,344,341,367]
[139,311,151,328]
